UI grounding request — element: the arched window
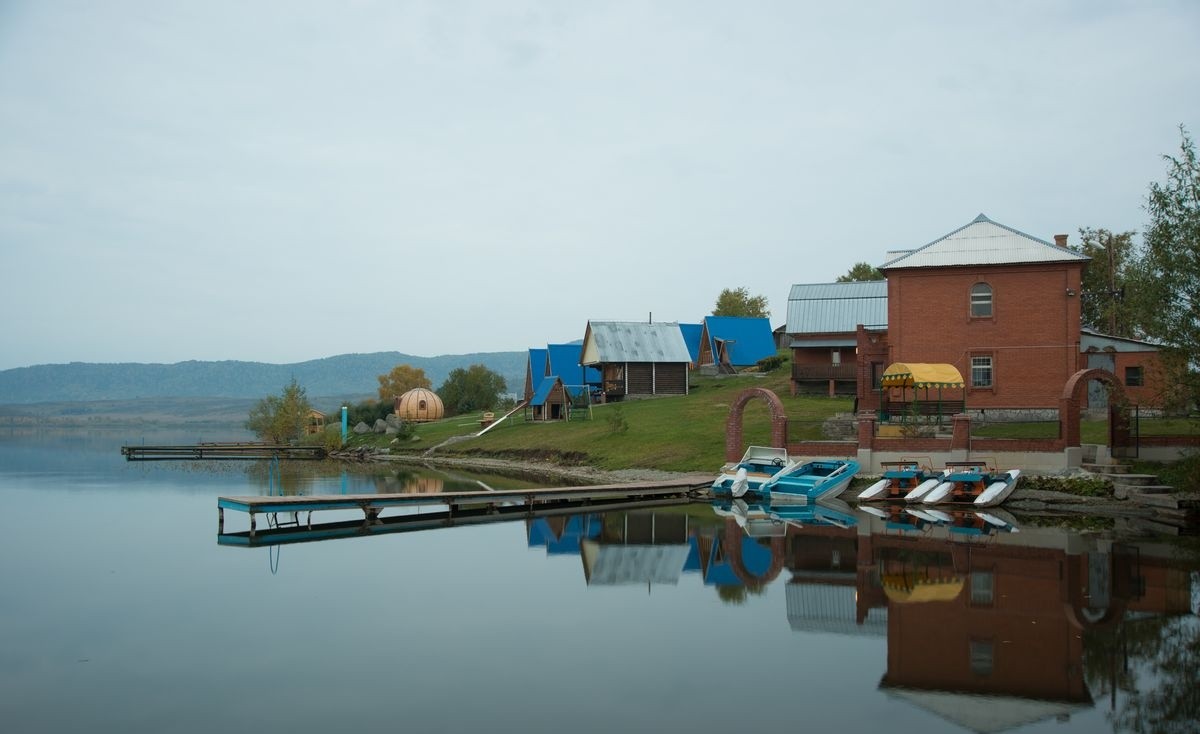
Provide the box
[970,283,993,318]
[419,399,427,410]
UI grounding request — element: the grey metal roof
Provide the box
[583,321,692,364]
[786,281,888,335]
[880,214,1090,270]
[1080,327,1161,353]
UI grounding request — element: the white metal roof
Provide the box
[786,281,888,335]
[880,214,1090,270]
[581,321,693,364]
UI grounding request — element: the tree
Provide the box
[245,378,311,443]
[377,364,432,401]
[1073,228,1137,337]
[437,364,507,415]
[835,262,883,282]
[713,287,769,318]
[1128,126,1200,410]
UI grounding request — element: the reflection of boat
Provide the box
[713,497,858,536]
[904,506,1020,534]
[921,461,1021,507]
[712,445,792,498]
[767,497,858,529]
[858,459,947,502]
[759,458,860,503]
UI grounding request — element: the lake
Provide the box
[1,427,1196,734]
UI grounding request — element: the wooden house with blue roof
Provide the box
[545,343,601,392]
[528,374,591,421]
[523,348,549,403]
[697,316,776,373]
[678,323,703,368]
[581,321,692,401]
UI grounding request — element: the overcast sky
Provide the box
[2,1,1197,370]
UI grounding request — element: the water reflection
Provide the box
[520,502,1200,733]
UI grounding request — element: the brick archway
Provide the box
[724,388,789,462]
[1059,368,1130,448]
[721,521,786,586]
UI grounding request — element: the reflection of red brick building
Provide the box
[766,513,1195,728]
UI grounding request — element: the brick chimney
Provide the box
[1054,234,1068,248]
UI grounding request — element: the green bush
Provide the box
[1020,474,1113,497]
[756,354,787,372]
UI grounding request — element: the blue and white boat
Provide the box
[758,458,860,504]
[711,446,794,498]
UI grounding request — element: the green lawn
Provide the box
[344,361,1196,473]
[352,367,853,473]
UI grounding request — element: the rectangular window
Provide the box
[971,356,993,389]
[971,571,994,605]
[969,639,994,676]
[831,350,841,366]
[1125,366,1144,387]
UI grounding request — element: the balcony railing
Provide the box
[792,364,858,381]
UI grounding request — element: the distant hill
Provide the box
[0,351,529,405]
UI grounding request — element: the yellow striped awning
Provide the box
[882,576,965,604]
[880,363,965,389]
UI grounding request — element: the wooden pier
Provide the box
[122,442,327,461]
[217,477,708,542]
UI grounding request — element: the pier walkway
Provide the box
[122,443,327,461]
[217,477,708,541]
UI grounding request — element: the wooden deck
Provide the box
[218,494,694,548]
[217,477,709,538]
[123,443,327,461]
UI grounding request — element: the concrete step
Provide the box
[1114,484,1176,499]
[1110,473,1164,486]
[1083,462,1129,474]
[1129,491,1200,511]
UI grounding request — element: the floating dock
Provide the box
[217,477,707,541]
[122,443,327,461]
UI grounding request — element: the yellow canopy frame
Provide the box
[879,362,965,427]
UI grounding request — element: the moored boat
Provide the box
[857,459,947,502]
[921,461,1022,507]
[759,457,860,503]
[712,445,793,498]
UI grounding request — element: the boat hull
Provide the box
[923,469,1021,507]
[760,459,860,504]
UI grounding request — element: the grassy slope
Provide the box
[363,366,854,473]
[350,361,1196,473]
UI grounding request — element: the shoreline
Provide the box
[374,451,1167,521]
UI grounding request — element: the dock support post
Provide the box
[218,507,224,534]
[249,513,257,538]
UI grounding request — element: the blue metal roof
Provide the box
[530,375,561,407]
[679,323,703,363]
[526,348,548,394]
[546,343,601,386]
[702,316,777,366]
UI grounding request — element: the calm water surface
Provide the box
[1,427,1197,734]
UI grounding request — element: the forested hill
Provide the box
[0,351,528,404]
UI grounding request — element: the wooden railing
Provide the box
[792,364,858,381]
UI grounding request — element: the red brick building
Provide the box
[848,214,1162,416]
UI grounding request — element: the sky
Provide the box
[2,1,1198,370]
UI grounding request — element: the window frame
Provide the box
[970,354,994,390]
[1125,366,1144,387]
[970,282,993,319]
